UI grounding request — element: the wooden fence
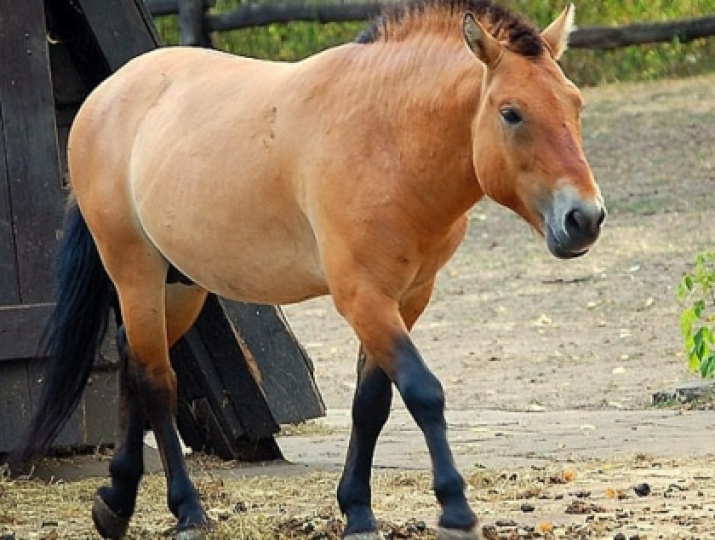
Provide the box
[144,0,715,50]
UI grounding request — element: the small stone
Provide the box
[614,534,626,540]
[675,380,715,403]
[633,483,651,497]
[521,503,535,513]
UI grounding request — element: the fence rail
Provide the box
[143,0,715,50]
[570,14,715,50]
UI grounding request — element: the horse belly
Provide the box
[190,242,328,306]
[144,206,329,306]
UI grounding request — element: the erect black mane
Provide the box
[356,0,544,58]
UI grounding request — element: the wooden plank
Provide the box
[0,357,118,453]
[79,366,120,448]
[209,3,381,31]
[50,40,86,187]
[45,1,113,89]
[48,42,90,109]
[173,324,283,461]
[177,397,237,460]
[0,304,53,362]
[223,301,326,425]
[0,305,119,452]
[73,0,160,71]
[0,361,33,452]
[570,15,715,50]
[0,0,65,305]
[0,107,20,306]
[177,0,212,47]
[172,334,248,451]
[145,0,214,17]
[186,295,280,440]
[23,356,81,449]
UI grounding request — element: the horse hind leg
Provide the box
[91,239,209,538]
[164,283,209,348]
[92,283,208,539]
[92,327,147,539]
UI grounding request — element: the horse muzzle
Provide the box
[544,190,606,260]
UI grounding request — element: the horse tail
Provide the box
[7,202,115,470]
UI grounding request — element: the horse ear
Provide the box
[463,13,503,69]
[541,4,576,61]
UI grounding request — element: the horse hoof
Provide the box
[174,520,213,540]
[343,532,384,540]
[175,528,205,540]
[92,494,130,539]
[437,526,483,540]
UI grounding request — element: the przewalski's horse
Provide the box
[9,0,605,538]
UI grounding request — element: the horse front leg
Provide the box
[337,348,393,539]
[336,287,478,540]
[393,336,478,539]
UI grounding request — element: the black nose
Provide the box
[564,205,606,241]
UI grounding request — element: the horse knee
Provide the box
[400,372,446,428]
[392,337,445,425]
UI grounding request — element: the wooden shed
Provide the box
[0,0,325,461]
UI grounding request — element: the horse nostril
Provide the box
[564,208,585,237]
[564,207,603,239]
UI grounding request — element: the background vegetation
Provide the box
[679,252,715,379]
[153,0,715,86]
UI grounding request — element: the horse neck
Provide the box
[344,37,485,229]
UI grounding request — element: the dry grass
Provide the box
[4,455,714,539]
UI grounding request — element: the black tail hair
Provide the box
[6,203,115,471]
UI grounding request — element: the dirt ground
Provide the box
[2,75,714,539]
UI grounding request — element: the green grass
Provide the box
[153,0,715,86]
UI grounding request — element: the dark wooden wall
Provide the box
[0,0,324,459]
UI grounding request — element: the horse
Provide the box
[8,0,605,538]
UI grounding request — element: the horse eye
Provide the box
[500,107,523,126]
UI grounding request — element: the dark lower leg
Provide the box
[394,337,476,531]
[93,328,146,538]
[130,361,207,531]
[337,349,393,536]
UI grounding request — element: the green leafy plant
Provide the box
[678,251,715,378]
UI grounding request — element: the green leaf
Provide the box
[699,354,715,379]
[693,299,706,319]
[688,352,700,373]
[680,307,696,337]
